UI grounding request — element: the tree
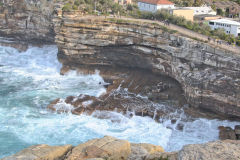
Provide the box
[99,0,112,15]
[193,0,204,6]
[112,3,124,16]
[217,8,224,16]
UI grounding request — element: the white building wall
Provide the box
[138,2,174,12]
[138,2,157,12]
[157,4,175,10]
[185,7,216,15]
[231,25,240,37]
[209,21,240,37]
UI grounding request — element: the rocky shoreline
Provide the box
[2,136,240,160]
[1,0,240,159]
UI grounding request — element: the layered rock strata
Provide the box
[0,0,55,43]
[54,13,240,120]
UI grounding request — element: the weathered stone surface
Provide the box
[178,140,240,160]
[2,144,72,160]
[128,143,164,160]
[218,126,237,140]
[66,136,131,160]
[131,143,164,154]
[146,152,178,160]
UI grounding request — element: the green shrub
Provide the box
[62,3,72,11]
[72,4,78,10]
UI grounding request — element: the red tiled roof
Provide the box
[138,0,174,5]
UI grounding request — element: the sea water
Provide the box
[0,45,239,158]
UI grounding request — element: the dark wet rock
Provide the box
[48,68,192,121]
[218,126,237,140]
[235,125,240,140]
[171,119,177,124]
[176,123,184,131]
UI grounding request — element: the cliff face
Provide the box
[54,13,240,120]
[0,0,55,43]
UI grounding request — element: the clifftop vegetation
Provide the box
[60,0,139,16]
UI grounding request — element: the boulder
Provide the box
[218,126,237,140]
[66,136,131,160]
[2,144,72,160]
[178,140,240,160]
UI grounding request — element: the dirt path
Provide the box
[78,15,240,54]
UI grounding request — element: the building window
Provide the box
[209,22,214,25]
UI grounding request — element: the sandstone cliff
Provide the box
[0,0,55,43]
[53,12,240,120]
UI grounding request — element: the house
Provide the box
[184,6,216,16]
[170,9,194,21]
[114,0,132,5]
[138,0,175,12]
[208,19,240,37]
